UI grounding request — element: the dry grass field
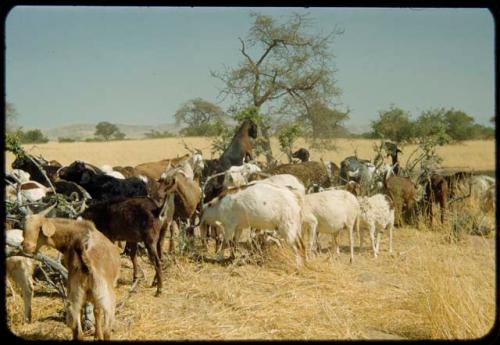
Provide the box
[5,137,497,340]
[4,137,496,172]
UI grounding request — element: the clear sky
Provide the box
[5,6,495,131]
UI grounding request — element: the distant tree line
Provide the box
[360,105,495,144]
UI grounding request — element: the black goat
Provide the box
[81,197,163,296]
[59,161,147,201]
[292,148,310,162]
[12,154,62,186]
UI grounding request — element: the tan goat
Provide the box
[134,154,190,181]
[23,216,121,340]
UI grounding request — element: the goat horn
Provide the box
[36,202,57,217]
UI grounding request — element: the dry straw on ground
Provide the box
[5,138,496,340]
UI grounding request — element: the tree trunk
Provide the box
[259,121,274,165]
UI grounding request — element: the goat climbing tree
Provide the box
[212,12,344,164]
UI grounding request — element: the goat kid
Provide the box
[23,216,120,340]
[358,194,395,257]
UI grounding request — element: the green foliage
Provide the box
[23,129,49,143]
[113,131,126,140]
[471,124,495,139]
[58,137,76,143]
[441,109,475,141]
[233,106,264,124]
[210,120,234,156]
[370,106,493,144]
[8,128,50,144]
[5,132,25,157]
[413,109,451,145]
[302,101,349,139]
[95,121,125,140]
[144,130,176,139]
[277,123,303,163]
[180,123,221,137]
[370,105,415,143]
[85,137,104,142]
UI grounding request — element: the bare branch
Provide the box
[256,39,279,67]
[239,38,256,69]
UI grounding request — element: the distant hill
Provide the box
[38,123,183,141]
[33,121,370,141]
[345,123,371,135]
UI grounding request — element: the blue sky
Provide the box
[5,6,495,131]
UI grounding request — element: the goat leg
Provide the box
[128,243,142,288]
[82,302,95,334]
[144,238,162,296]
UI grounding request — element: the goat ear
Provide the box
[41,219,56,237]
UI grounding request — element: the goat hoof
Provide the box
[155,289,162,297]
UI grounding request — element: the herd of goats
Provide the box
[4,119,496,340]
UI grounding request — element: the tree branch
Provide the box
[239,38,256,69]
[256,39,279,66]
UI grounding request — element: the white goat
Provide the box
[241,174,305,246]
[322,160,335,180]
[7,169,31,183]
[199,183,306,266]
[6,229,36,323]
[189,152,205,178]
[250,173,306,195]
[160,158,195,181]
[303,189,359,263]
[100,164,125,179]
[481,185,495,213]
[223,163,262,188]
[469,175,495,198]
[358,194,395,257]
[5,181,51,203]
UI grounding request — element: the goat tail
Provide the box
[76,230,93,275]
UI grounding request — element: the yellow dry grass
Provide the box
[4,137,496,340]
[4,137,496,172]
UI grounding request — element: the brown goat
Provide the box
[112,165,138,178]
[443,170,473,198]
[81,197,163,296]
[23,216,120,340]
[134,154,190,181]
[423,174,449,224]
[218,119,258,170]
[384,175,419,226]
[156,171,202,255]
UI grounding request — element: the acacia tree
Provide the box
[303,100,349,138]
[413,108,450,145]
[95,121,125,140]
[175,98,226,136]
[371,106,415,143]
[212,12,343,163]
